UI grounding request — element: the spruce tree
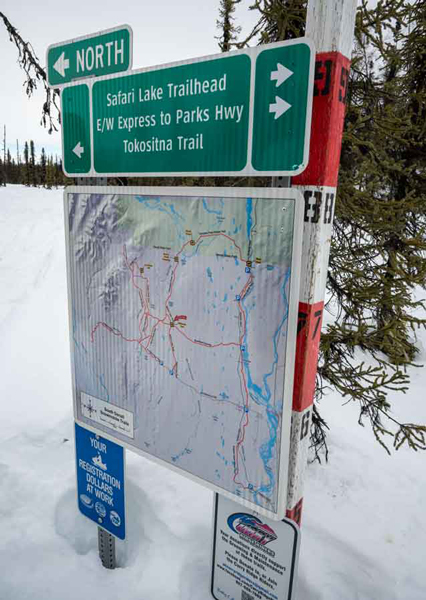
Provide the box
[46,155,54,189]
[40,147,47,187]
[23,141,30,187]
[29,140,36,186]
[0,156,5,187]
[237,0,307,47]
[320,0,426,454]
[6,149,14,183]
[216,0,241,51]
[53,155,60,187]
[222,0,426,455]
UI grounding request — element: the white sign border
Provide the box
[59,37,315,178]
[46,24,134,88]
[64,185,303,521]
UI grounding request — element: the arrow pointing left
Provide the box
[53,52,70,78]
[73,142,84,159]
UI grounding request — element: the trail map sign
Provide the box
[47,25,132,87]
[211,494,300,600]
[75,422,126,539]
[65,186,302,519]
[60,39,315,177]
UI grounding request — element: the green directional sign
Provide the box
[252,43,312,171]
[61,38,314,177]
[93,55,251,174]
[47,25,132,87]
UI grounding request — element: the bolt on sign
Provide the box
[46,25,132,87]
[65,186,303,520]
[57,38,315,177]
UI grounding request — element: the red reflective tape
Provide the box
[293,301,324,412]
[293,51,351,187]
[286,497,303,527]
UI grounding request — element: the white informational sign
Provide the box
[211,494,300,600]
[64,186,302,519]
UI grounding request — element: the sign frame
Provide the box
[46,24,133,88]
[60,38,315,178]
[64,185,303,521]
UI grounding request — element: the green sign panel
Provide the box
[62,85,91,174]
[252,43,312,171]
[61,38,314,177]
[47,25,132,87]
[93,55,250,174]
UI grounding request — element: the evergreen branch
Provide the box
[309,401,329,463]
[216,0,242,52]
[245,0,426,460]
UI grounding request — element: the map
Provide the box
[66,188,300,516]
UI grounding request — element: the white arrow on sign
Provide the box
[269,96,291,120]
[270,63,293,87]
[72,142,84,159]
[53,51,70,78]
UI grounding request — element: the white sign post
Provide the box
[284,0,358,527]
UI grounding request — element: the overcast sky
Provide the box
[0,0,258,161]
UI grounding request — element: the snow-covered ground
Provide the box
[1,184,425,600]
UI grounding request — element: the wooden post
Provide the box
[285,0,358,526]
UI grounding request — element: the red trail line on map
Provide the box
[90,233,253,487]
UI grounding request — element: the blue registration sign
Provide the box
[75,422,125,540]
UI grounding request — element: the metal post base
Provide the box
[98,527,116,569]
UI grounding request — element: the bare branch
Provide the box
[0,11,60,133]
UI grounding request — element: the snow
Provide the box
[0,184,425,600]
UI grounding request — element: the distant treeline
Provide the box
[0,140,68,188]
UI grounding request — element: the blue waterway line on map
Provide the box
[135,196,185,242]
[259,268,291,497]
[246,197,253,242]
[72,307,80,349]
[99,374,110,402]
[202,197,224,215]
[171,447,192,463]
[241,266,291,504]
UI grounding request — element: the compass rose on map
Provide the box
[81,396,96,418]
